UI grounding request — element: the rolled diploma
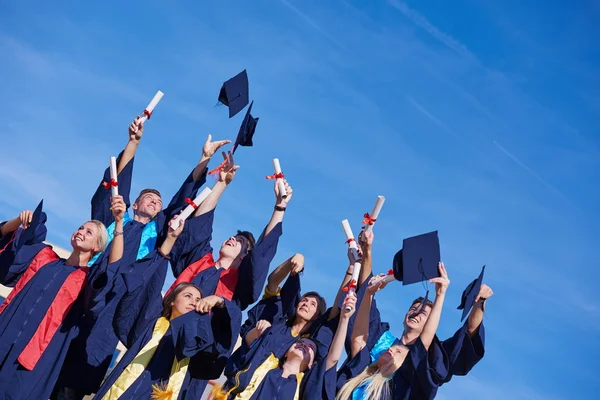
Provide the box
[272,158,287,198]
[364,195,386,234]
[109,156,118,197]
[342,219,362,310]
[169,187,212,229]
[139,90,164,123]
[371,273,396,287]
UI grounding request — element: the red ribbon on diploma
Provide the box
[266,172,284,180]
[346,238,355,244]
[362,213,377,226]
[387,269,394,275]
[185,198,198,209]
[143,109,153,120]
[342,279,357,292]
[102,179,118,190]
[208,159,228,177]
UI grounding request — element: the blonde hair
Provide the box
[88,220,109,253]
[336,362,393,400]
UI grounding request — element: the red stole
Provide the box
[167,253,239,301]
[0,246,89,370]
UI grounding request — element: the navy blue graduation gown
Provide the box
[0,238,116,399]
[170,212,284,311]
[93,251,241,400]
[57,161,208,395]
[440,321,485,383]
[221,327,301,400]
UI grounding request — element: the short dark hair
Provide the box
[236,230,256,250]
[162,282,202,319]
[411,296,433,308]
[135,188,162,203]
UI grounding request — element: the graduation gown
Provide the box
[169,211,283,311]
[57,157,208,395]
[93,251,241,400]
[0,234,116,399]
[440,321,485,383]
[220,327,306,400]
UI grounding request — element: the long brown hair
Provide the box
[161,282,202,319]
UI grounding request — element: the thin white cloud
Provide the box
[279,0,348,51]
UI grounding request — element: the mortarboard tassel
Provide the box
[151,383,174,400]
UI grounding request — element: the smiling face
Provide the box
[70,222,102,253]
[170,286,202,320]
[286,338,317,371]
[296,295,320,322]
[218,235,248,262]
[376,344,410,378]
[403,302,432,334]
[132,191,163,219]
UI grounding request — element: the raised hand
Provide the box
[366,273,389,295]
[290,253,305,276]
[341,292,357,319]
[167,215,185,239]
[358,230,374,252]
[110,195,126,222]
[18,210,33,229]
[218,151,240,185]
[430,262,450,296]
[202,134,231,160]
[476,283,493,303]
[275,179,293,206]
[255,319,272,336]
[128,117,144,141]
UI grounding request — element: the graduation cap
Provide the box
[218,70,249,118]
[392,231,441,285]
[232,101,259,154]
[20,200,44,243]
[457,265,485,321]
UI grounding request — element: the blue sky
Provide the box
[1,0,598,398]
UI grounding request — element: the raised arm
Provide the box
[420,263,450,351]
[194,151,238,216]
[109,195,126,264]
[90,118,138,226]
[468,284,492,337]
[265,253,303,294]
[326,293,357,370]
[192,134,231,182]
[351,276,387,358]
[358,231,373,286]
[0,210,32,236]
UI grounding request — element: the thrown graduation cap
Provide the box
[392,231,441,285]
[218,70,249,118]
[457,265,485,321]
[20,200,44,243]
[232,101,259,154]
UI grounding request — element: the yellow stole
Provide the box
[213,354,304,400]
[102,317,190,400]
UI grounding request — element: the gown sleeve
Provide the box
[301,357,338,400]
[157,170,208,242]
[239,273,301,339]
[233,222,283,311]
[0,214,49,286]
[441,321,485,379]
[169,209,215,277]
[112,251,170,348]
[90,151,134,227]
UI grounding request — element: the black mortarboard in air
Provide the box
[457,265,486,321]
[218,70,249,118]
[232,101,259,154]
[392,231,441,285]
[20,200,45,243]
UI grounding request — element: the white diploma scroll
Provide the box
[364,195,386,234]
[109,156,118,197]
[272,158,287,199]
[139,90,164,123]
[169,187,212,229]
[370,271,396,287]
[342,219,362,311]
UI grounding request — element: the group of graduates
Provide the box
[0,73,493,400]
